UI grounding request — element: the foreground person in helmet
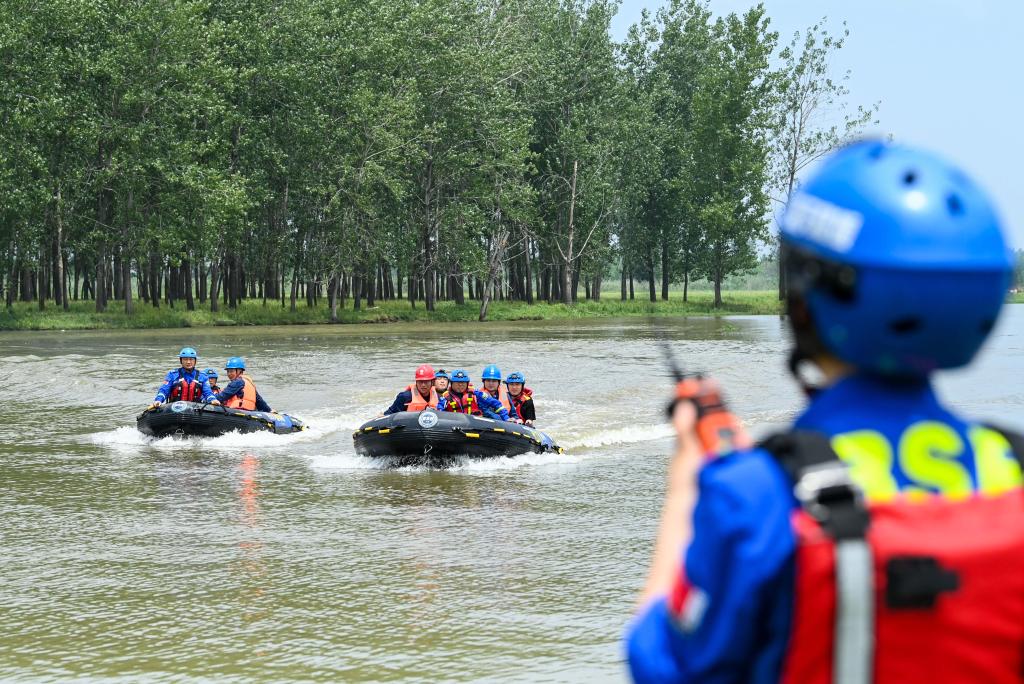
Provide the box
[437,369,510,421]
[150,347,216,407]
[626,141,1024,683]
[505,372,535,426]
[210,357,272,412]
[382,364,439,415]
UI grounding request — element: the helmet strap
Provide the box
[786,293,829,397]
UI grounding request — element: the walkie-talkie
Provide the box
[660,340,752,457]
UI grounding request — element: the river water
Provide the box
[2,308,1022,682]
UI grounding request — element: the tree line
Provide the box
[0,0,875,320]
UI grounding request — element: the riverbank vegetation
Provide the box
[0,291,784,330]
[2,0,878,321]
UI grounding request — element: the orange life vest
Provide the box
[482,384,512,413]
[404,384,439,411]
[442,387,480,415]
[226,375,257,410]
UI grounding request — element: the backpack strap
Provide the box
[761,431,873,684]
[761,431,870,540]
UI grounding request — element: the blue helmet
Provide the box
[481,364,502,381]
[435,369,449,380]
[450,369,471,383]
[782,140,1012,377]
[178,347,198,359]
[203,368,218,378]
[506,372,525,384]
[225,356,246,370]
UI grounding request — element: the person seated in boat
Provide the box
[203,368,221,394]
[149,347,216,408]
[382,364,439,415]
[209,357,273,412]
[437,369,510,421]
[505,372,535,426]
[434,369,450,394]
[478,364,517,420]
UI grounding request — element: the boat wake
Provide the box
[307,448,582,472]
[89,408,365,452]
[558,423,673,450]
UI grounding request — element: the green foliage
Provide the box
[0,291,782,330]
[0,0,873,318]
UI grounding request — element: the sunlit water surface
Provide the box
[1,309,1021,682]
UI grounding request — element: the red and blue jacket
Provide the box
[154,368,216,404]
[626,374,1024,684]
[437,389,510,421]
[214,378,272,412]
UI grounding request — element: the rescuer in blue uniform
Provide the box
[436,369,510,420]
[211,357,273,412]
[150,347,216,407]
[626,141,1023,683]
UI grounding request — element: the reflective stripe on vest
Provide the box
[443,390,478,415]
[404,384,439,411]
[226,375,257,410]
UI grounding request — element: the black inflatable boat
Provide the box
[353,410,562,465]
[137,401,306,438]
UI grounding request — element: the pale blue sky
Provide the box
[611,0,1024,248]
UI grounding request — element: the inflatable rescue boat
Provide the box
[353,410,562,465]
[137,401,306,438]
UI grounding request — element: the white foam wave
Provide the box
[87,409,366,453]
[559,423,673,449]
[306,449,582,472]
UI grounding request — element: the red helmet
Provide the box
[414,364,435,381]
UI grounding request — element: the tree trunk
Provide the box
[647,249,656,303]
[95,252,106,312]
[147,250,159,308]
[524,237,534,304]
[123,256,133,315]
[60,250,69,311]
[366,266,376,307]
[329,274,339,322]
[714,272,723,308]
[199,262,207,304]
[661,236,670,301]
[36,246,45,310]
[561,160,578,305]
[209,257,221,313]
[53,190,64,307]
[620,265,627,301]
[184,258,194,311]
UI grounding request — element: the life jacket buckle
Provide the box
[793,461,870,539]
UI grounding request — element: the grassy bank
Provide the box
[1012,292,1024,304]
[0,291,783,330]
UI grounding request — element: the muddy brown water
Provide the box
[2,309,1021,682]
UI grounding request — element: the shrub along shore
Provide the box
[0,291,785,331]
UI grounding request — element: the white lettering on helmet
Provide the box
[783,193,864,253]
